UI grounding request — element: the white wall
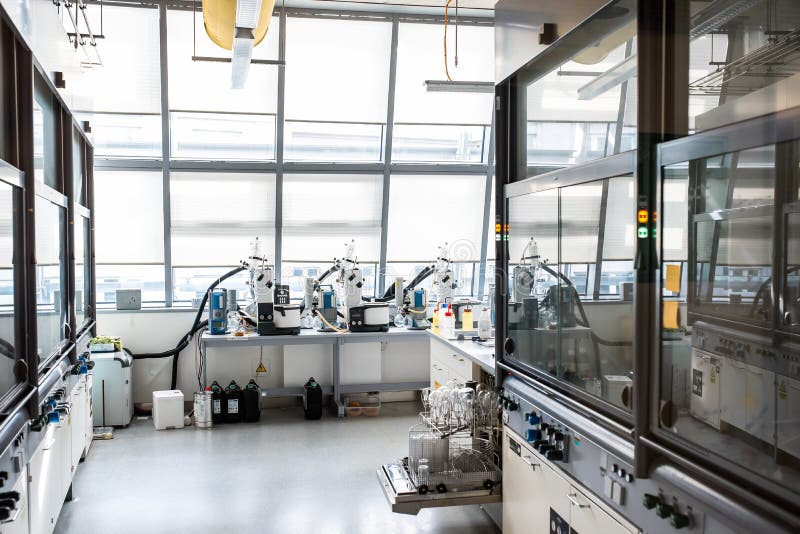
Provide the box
[96,311,429,405]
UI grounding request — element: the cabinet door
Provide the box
[777,376,800,459]
[3,467,29,534]
[70,383,85,469]
[28,441,53,534]
[430,361,449,389]
[503,430,571,534]
[567,485,636,534]
[720,357,747,430]
[745,365,775,443]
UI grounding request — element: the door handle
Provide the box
[522,455,539,470]
[568,493,590,509]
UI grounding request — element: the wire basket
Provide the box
[407,382,502,495]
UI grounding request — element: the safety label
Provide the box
[228,399,239,414]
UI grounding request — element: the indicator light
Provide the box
[638,210,648,223]
[638,227,648,238]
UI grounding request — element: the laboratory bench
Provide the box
[200,327,430,417]
[426,330,496,387]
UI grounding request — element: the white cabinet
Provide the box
[430,336,478,388]
[69,382,85,471]
[502,432,570,534]
[778,375,800,459]
[28,376,94,534]
[567,484,637,534]
[1,467,29,534]
[503,426,639,534]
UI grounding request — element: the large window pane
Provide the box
[173,267,251,306]
[385,261,476,299]
[171,112,276,160]
[168,11,279,114]
[392,124,488,163]
[35,196,66,362]
[94,170,164,264]
[170,172,276,267]
[96,265,165,306]
[386,175,485,262]
[78,113,161,159]
[282,174,382,262]
[284,121,383,162]
[394,23,494,125]
[0,182,17,397]
[285,17,390,123]
[282,261,378,301]
[74,5,161,114]
[394,23,493,163]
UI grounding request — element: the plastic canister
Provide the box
[194,391,213,429]
[209,381,226,424]
[242,379,261,423]
[478,307,492,340]
[443,311,455,338]
[461,307,474,332]
[303,377,323,420]
[225,380,243,423]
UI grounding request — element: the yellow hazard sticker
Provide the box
[779,380,788,400]
[256,362,267,374]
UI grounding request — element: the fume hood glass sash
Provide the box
[503,152,636,419]
[655,108,800,504]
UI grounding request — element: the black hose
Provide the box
[317,264,340,284]
[381,264,435,300]
[128,265,247,389]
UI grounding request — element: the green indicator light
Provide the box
[637,227,648,238]
[651,228,658,238]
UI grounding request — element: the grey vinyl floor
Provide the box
[55,401,500,534]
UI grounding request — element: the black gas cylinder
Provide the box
[242,379,261,423]
[303,377,323,420]
[225,380,243,423]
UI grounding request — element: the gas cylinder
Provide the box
[209,381,226,424]
[225,380,243,423]
[242,379,261,422]
[303,377,323,420]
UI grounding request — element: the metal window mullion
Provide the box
[274,7,287,282]
[377,18,399,297]
[159,0,173,306]
[477,110,495,299]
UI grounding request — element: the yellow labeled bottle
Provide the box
[431,307,440,333]
[461,308,474,333]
